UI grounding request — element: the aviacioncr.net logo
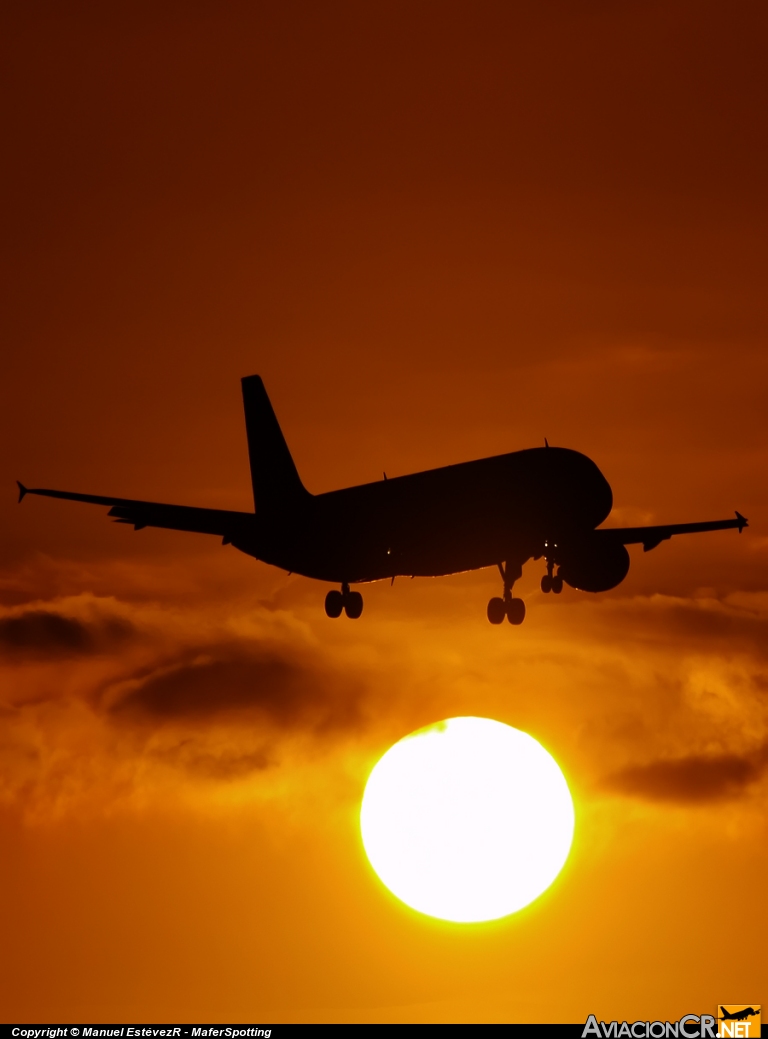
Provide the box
[582,1015,716,1037]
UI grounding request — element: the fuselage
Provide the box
[232,446,613,584]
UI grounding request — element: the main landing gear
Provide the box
[487,561,526,626]
[325,582,364,620]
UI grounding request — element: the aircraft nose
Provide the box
[592,464,613,525]
[557,450,613,528]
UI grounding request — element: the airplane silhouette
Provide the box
[18,375,747,624]
[719,1009,759,1022]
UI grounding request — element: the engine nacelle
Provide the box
[557,538,630,593]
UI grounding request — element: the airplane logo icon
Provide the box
[720,1008,759,1022]
[717,1005,761,1039]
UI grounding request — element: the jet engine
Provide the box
[557,537,630,593]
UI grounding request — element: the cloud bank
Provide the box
[603,743,768,803]
[0,607,134,659]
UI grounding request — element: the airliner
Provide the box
[18,375,747,625]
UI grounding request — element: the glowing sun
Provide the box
[360,717,574,922]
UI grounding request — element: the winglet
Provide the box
[735,510,748,532]
[17,481,28,503]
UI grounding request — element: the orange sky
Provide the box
[1,0,767,1024]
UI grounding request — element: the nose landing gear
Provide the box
[540,557,563,594]
[487,561,526,625]
[325,583,364,619]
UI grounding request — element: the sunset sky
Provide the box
[1,1,767,1024]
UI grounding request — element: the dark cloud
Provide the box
[653,604,768,656]
[604,744,768,803]
[157,743,274,781]
[108,645,364,735]
[0,609,134,659]
[594,599,768,661]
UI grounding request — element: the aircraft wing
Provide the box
[17,482,256,541]
[595,511,748,552]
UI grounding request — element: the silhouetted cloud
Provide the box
[604,743,768,803]
[636,601,768,658]
[576,595,768,662]
[155,743,274,780]
[0,608,134,659]
[108,644,365,735]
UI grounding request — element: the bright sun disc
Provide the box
[360,717,574,922]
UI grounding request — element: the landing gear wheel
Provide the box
[324,590,344,618]
[487,597,506,624]
[551,575,563,594]
[506,598,526,625]
[344,590,364,619]
[541,574,553,594]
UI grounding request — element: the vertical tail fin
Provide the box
[241,375,310,512]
